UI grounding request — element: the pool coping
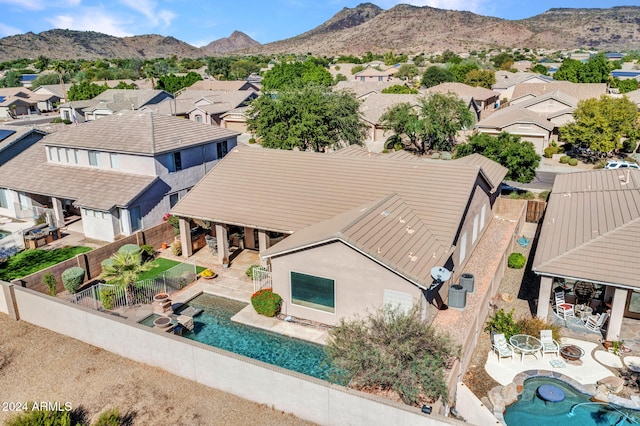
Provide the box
[490,370,640,425]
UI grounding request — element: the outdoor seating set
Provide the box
[554,291,609,333]
[493,330,561,363]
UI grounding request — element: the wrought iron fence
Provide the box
[252,264,272,293]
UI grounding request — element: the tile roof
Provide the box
[0,140,156,210]
[511,91,578,109]
[32,84,65,98]
[510,82,607,102]
[533,169,640,288]
[262,193,451,288]
[333,80,401,98]
[475,106,555,131]
[423,82,500,101]
[170,146,484,244]
[354,67,398,77]
[58,89,171,112]
[187,80,259,92]
[359,93,421,124]
[491,71,553,89]
[453,153,508,193]
[42,110,240,155]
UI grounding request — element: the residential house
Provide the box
[334,80,404,100]
[0,88,41,118]
[185,79,260,93]
[171,146,507,328]
[510,81,607,103]
[0,111,239,242]
[491,71,554,101]
[58,89,173,123]
[353,66,398,82]
[0,126,47,166]
[422,82,500,119]
[475,91,578,154]
[359,93,421,151]
[220,106,251,133]
[533,169,640,343]
[31,84,66,111]
[185,91,258,126]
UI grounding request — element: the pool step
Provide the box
[177,315,194,331]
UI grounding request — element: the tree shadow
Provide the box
[517,221,542,317]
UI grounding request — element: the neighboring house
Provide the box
[0,126,47,166]
[475,91,578,154]
[186,91,258,126]
[510,81,607,103]
[334,80,404,100]
[171,146,507,327]
[623,89,640,110]
[220,106,250,133]
[0,88,41,118]
[58,89,173,123]
[0,111,239,242]
[422,82,500,118]
[533,169,640,343]
[185,79,260,93]
[353,66,398,82]
[359,93,421,151]
[31,84,66,110]
[491,71,554,100]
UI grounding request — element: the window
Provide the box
[169,193,179,208]
[169,152,182,172]
[480,204,486,230]
[0,189,7,209]
[109,153,119,169]
[64,148,71,163]
[130,206,142,232]
[459,232,467,264]
[290,271,335,313]
[472,214,479,243]
[378,76,383,82]
[216,141,228,159]
[57,147,64,162]
[48,146,57,161]
[62,111,69,120]
[88,150,100,166]
[195,115,203,123]
[73,150,78,164]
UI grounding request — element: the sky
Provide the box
[0,0,636,47]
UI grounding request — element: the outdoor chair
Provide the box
[585,312,609,332]
[554,291,575,320]
[205,235,217,255]
[540,330,560,358]
[492,333,514,363]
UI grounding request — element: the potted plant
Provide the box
[200,269,216,279]
[484,308,521,342]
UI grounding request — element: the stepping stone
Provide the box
[598,376,625,393]
[624,356,640,372]
[595,350,624,368]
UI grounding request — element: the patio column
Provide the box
[606,287,628,342]
[216,224,229,264]
[244,227,255,250]
[536,276,553,319]
[179,218,192,258]
[51,197,64,227]
[258,230,270,253]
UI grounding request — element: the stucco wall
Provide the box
[81,209,116,242]
[7,286,463,426]
[455,382,500,426]
[271,241,424,326]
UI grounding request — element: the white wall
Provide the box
[9,286,463,426]
[81,208,116,242]
[455,382,501,426]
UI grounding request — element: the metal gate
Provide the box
[252,264,272,293]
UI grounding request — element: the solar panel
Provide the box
[0,96,5,103]
[0,129,16,142]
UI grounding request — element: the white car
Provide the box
[604,161,640,170]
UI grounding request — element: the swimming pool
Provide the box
[504,377,639,425]
[140,293,335,381]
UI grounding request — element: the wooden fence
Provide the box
[526,199,547,223]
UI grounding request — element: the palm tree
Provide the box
[52,61,67,102]
[101,251,156,307]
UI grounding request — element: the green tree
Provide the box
[560,95,639,154]
[380,102,423,149]
[0,70,21,88]
[326,304,460,405]
[530,64,549,75]
[491,52,514,69]
[246,84,367,151]
[230,59,260,80]
[381,85,418,94]
[395,64,419,81]
[33,55,50,72]
[455,132,540,183]
[156,71,202,93]
[616,79,639,94]
[421,66,455,88]
[205,57,232,80]
[448,61,479,83]
[553,58,583,82]
[578,53,610,83]
[261,60,333,91]
[464,69,495,89]
[100,250,156,307]
[67,81,108,101]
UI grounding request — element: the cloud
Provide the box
[47,8,133,37]
[119,0,176,28]
[0,22,22,37]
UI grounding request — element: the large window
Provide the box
[109,153,119,169]
[290,271,335,313]
[130,206,142,232]
[169,151,182,172]
[88,150,100,166]
[169,193,179,208]
[0,189,7,209]
[217,141,228,159]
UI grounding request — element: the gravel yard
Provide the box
[0,315,314,426]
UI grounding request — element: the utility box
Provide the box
[460,273,475,294]
[448,284,466,309]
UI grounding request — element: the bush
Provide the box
[42,272,57,296]
[508,252,526,269]
[568,158,578,166]
[538,190,550,201]
[118,244,141,256]
[245,264,260,279]
[559,155,570,164]
[172,241,182,256]
[431,152,440,159]
[50,117,72,124]
[516,317,561,342]
[100,287,117,310]
[622,139,637,153]
[93,409,122,426]
[382,149,389,153]
[248,137,256,144]
[101,257,114,271]
[5,408,72,426]
[543,146,559,158]
[61,267,85,293]
[508,191,535,200]
[251,288,282,317]
[140,244,155,257]
[484,308,520,340]
[393,142,403,151]
[593,159,607,169]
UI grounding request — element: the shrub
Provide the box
[245,264,260,279]
[382,149,389,153]
[118,244,141,256]
[140,244,155,257]
[61,267,85,293]
[559,155,570,164]
[42,272,57,296]
[101,257,114,271]
[100,287,117,310]
[568,158,578,166]
[593,159,607,169]
[251,288,282,317]
[5,408,73,426]
[516,317,560,342]
[538,190,550,201]
[622,139,637,153]
[508,252,526,269]
[93,409,122,426]
[484,308,520,340]
[248,137,256,144]
[543,146,558,158]
[440,151,452,160]
[431,152,440,159]
[393,142,403,151]
[522,191,535,200]
[172,241,182,256]
[50,117,72,125]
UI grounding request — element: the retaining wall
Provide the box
[3,284,464,426]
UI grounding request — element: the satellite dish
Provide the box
[431,266,452,283]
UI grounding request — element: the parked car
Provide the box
[604,161,640,170]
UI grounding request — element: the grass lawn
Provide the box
[114,258,207,282]
[0,247,92,281]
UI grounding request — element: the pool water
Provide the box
[140,293,335,381]
[504,377,639,425]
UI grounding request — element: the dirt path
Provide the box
[0,315,314,426]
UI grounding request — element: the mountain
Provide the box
[1,5,640,61]
[0,29,202,61]
[241,4,640,55]
[201,31,260,54]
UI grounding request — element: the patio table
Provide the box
[510,334,542,363]
[575,305,593,322]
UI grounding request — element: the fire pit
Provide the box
[560,344,584,361]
